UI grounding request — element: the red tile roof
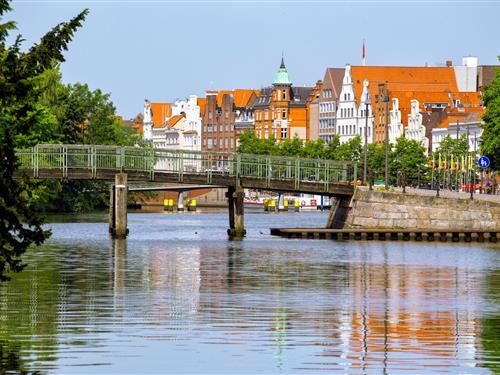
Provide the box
[197,98,206,117]
[351,66,459,107]
[166,114,184,128]
[151,103,172,128]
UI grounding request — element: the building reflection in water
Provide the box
[149,243,201,318]
[186,242,487,372]
[338,244,481,372]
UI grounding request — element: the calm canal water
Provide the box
[1,210,500,374]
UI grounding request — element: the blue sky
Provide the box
[6,0,500,118]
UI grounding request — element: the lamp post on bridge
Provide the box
[384,93,389,190]
[363,93,369,185]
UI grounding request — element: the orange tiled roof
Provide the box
[182,130,198,135]
[233,89,260,108]
[151,103,172,128]
[435,110,484,129]
[215,89,259,108]
[351,66,459,107]
[216,90,233,107]
[197,97,206,117]
[388,90,483,126]
[166,114,184,128]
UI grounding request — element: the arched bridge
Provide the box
[15,144,357,238]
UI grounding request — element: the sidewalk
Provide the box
[361,186,500,202]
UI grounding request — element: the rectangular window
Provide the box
[281,127,287,139]
[282,110,286,119]
[282,89,286,100]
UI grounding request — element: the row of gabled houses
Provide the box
[133,56,497,155]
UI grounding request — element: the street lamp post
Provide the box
[471,133,477,200]
[363,101,369,184]
[465,122,469,194]
[384,94,389,190]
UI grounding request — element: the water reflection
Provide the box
[0,213,499,373]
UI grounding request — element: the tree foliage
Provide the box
[237,131,429,189]
[481,65,500,170]
[391,137,428,189]
[435,134,468,158]
[0,0,87,280]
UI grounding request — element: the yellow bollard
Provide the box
[269,199,276,212]
[164,198,174,212]
[294,199,300,212]
[188,199,197,212]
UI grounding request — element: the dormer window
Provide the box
[282,89,286,100]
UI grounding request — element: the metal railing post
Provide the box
[178,151,184,182]
[92,146,97,178]
[34,145,39,178]
[295,159,300,190]
[266,156,271,187]
[62,145,67,178]
[236,153,241,177]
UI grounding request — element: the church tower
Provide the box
[272,56,292,139]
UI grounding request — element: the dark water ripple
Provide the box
[0,211,499,373]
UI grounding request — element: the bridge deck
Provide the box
[16,144,356,196]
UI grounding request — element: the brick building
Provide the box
[253,58,321,141]
[200,89,258,152]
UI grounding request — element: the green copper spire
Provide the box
[273,55,292,85]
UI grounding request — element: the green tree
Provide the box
[333,135,362,162]
[237,130,278,155]
[481,65,500,170]
[435,134,468,158]
[360,143,387,184]
[279,135,303,156]
[302,139,326,159]
[0,0,87,280]
[324,135,341,159]
[19,65,140,213]
[391,137,428,191]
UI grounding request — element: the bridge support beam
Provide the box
[227,186,246,239]
[109,173,129,238]
[326,196,351,229]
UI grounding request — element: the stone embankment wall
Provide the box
[345,188,500,230]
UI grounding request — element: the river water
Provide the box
[1,210,499,374]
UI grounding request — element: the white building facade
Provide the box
[335,66,374,145]
[431,120,483,154]
[170,95,202,152]
[405,99,429,153]
[143,95,202,152]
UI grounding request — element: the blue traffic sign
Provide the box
[478,156,490,169]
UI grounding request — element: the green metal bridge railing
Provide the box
[16,144,357,190]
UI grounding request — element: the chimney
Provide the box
[446,60,453,67]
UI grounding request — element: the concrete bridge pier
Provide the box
[278,193,286,211]
[109,173,129,238]
[326,196,351,229]
[177,191,185,212]
[227,186,246,239]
